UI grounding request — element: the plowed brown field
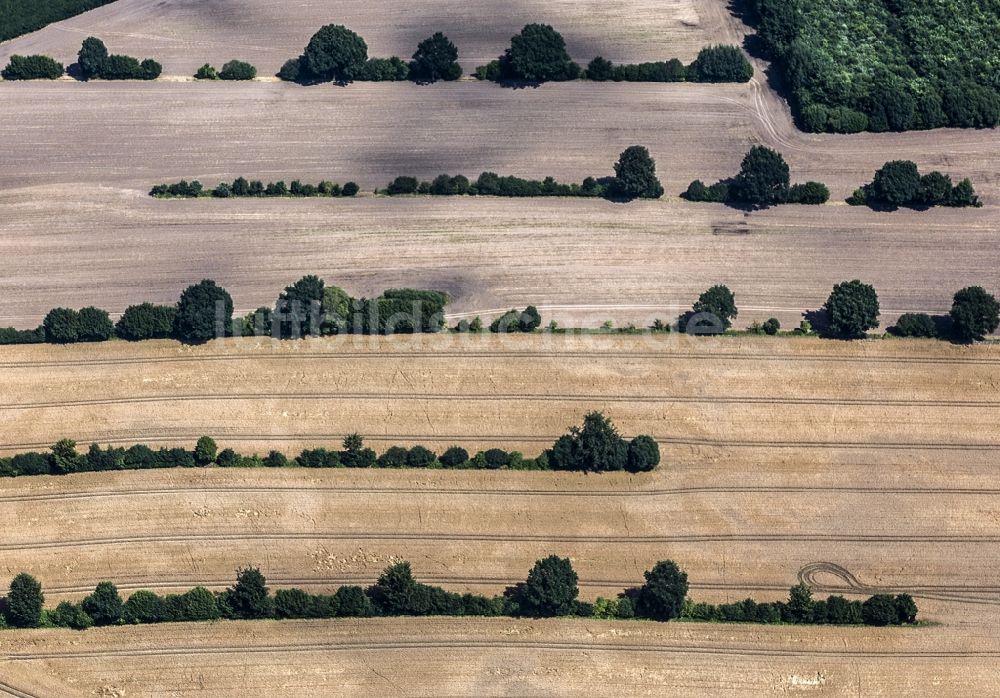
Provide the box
[1,336,1000,694]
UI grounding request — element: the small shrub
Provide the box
[194,64,218,80]
[219,60,257,81]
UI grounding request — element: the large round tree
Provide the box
[518,555,579,617]
[173,279,233,343]
[636,560,688,621]
[732,146,790,207]
[950,286,1000,342]
[502,24,578,82]
[410,32,462,82]
[869,160,920,206]
[823,280,880,339]
[6,573,44,628]
[304,25,368,82]
[611,145,664,200]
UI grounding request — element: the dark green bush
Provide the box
[116,303,176,341]
[2,54,64,80]
[219,60,257,80]
[687,45,753,83]
[891,313,938,338]
[410,32,462,82]
[357,57,409,81]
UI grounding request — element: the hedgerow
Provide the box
[1,54,64,80]
[847,161,981,209]
[150,178,359,198]
[0,413,656,477]
[683,146,829,208]
[0,559,917,631]
[77,37,160,80]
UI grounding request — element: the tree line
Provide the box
[684,146,829,208]
[0,557,917,631]
[849,161,980,209]
[673,281,999,343]
[0,413,661,478]
[150,178,360,199]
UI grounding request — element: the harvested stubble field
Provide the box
[1,336,1000,694]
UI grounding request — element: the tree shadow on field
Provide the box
[802,309,832,337]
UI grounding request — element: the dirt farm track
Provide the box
[2,336,1000,695]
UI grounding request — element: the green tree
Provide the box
[636,560,689,621]
[194,436,218,466]
[82,581,123,626]
[891,313,938,338]
[861,594,898,626]
[691,285,738,332]
[224,567,273,619]
[334,585,374,616]
[367,562,431,615]
[918,171,953,206]
[78,37,108,79]
[174,279,233,343]
[194,63,218,80]
[5,573,44,627]
[406,446,436,468]
[610,146,664,200]
[50,438,83,474]
[626,435,660,472]
[410,32,462,82]
[116,303,176,341]
[950,286,999,342]
[688,45,753,83]
[439,446,469,468]
[50,601,93,629]
[276,275,326,338]
[275,588,315,619]
[894,594,918,624]
[303,25,368,83]
[1,54,64,80]
[787,583,814,623]
[823,280,880,339]
[586,56,614,81]
[869,160,921,207]
[180,586,219,621]
[732,146,790,207]
[43,307,81,343]
[502,24,579,82]
[763,318,781,335]
[219,60,256,80]
[123,590,165,623]
[518,556,579,617]
[548,412,628,472]
[77,306,114,342]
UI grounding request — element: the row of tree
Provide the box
[194,60,257,81]
[150,178,360,199]
[279,28,462,84]
[77,37,161,80]
[683,146,829,208]
[849,161,980,209]
[682,583,917,627]
[584,46,753,84]
[0,413,661,479]
[476,26,752,85]
[149,147,666,202]
[0,558,917,631]
[675,282,999,342]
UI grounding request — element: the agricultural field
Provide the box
[1,0,998,695]
[1,336,1000,694]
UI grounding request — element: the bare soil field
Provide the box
[1,340,998,695]
[0,0,739,76]
[3,616,1000,697]
[0,3,996,331]
[1,186,997,331]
